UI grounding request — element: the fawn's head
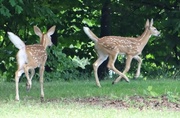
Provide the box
[34,26,56,48]
[145,19,160,37]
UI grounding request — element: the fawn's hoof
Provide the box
[26,83,32,92]
[112,81,115,85]
[15,98,20,101]
[40,97,45,103]
[126,80,130,83]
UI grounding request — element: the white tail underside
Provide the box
[7,32,25,50]
[83,27,98,42]
[8,32,27,69]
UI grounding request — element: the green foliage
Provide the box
[0,45,17,82]
[45,44,90,81]
[0,0,180,81]
[143,85,180,104]
[72,56,90,69]
[0,5,11,17]
[144,86,159,97]
[0,0,23,17]
[166,91,179,103]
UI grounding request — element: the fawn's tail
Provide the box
[7,32,25,50]
[83,27,99,43]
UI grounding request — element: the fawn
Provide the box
[8,26,56,101]
[83,19,160,87]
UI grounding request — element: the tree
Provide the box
[0,0,179,82]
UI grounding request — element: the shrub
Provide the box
[45,44,90,81]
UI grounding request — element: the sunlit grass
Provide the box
[0,100,180,118]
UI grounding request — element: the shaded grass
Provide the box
[45,79,179,100]
[0,79,179,100]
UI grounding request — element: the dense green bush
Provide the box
[44,44,91,81]
[0,0,179,82]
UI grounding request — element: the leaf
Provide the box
[9,0,16,7]
[150,91,158,97]
[0,6,11,17]
[72,56,90,69]
[15,5,23,14]
[18,0,24,4]
[147,86,153,91]
[82,18,96,27]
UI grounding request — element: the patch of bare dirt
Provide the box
[80,96,180,111]
[46,95,180,111]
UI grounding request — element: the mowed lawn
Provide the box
[0,79,179,118]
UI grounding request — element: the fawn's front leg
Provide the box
[107,53,129,84]
[112,55,133,84]
[134,55,142,79]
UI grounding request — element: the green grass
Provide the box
[1,79,180,100]
[44,79,179,99]
[0,79,180,118]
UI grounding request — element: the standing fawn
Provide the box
[83,19,160,87]
[8,26,56,101]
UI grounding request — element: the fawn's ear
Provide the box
[145,19,150,28]
[47,25,56,36]
[34,26,42,37]
[150,18,154,27]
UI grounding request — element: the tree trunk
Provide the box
[98,0,111,80]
